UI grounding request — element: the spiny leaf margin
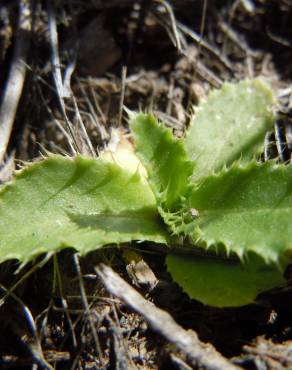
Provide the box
[186,78,276,181]
[130,112,194,211]
[173,160,292,266]
[0,155,169,264]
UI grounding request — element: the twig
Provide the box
[47,1,70,99]
[0,254,52,307]
[96,264,241,370]
[0,152,15,183]
[34,81,77,154]
[118,66,127,127]
[0,284,53,370]
[53,254,78,349]
[77,79,109,143]
[274,120,287,162]
[189,55,223,87]
[0,0,31,163]
[219,19,260,58]
[193,0,208,78]
[154,0,182,51]
[73,254,106,368]
[176,21,233,71]
[47,1,79,154]
[72,95,97,156]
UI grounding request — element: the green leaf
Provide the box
[0,156,168,264]
[130,113,193,210]
[166,253,285,307]
[179,161,292,265]
[186,79,276,180]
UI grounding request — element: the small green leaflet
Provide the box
[130,79,291,307]
[130,113,193,210]
[180,161,292,265]
[166,254,284,307]
[185,79,276,180]
[0,156,168,264]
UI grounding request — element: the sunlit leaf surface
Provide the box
[0,156,168,263]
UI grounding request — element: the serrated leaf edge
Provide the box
[0,155,169,264]
[130,112,194,210]
[164,160,292,268]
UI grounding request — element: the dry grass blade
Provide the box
[96,264,241,370]
[118,66,127,128]
[0,152,15,183]
[153,0,182,51]
[47,1,79,155]
[47,1,70,100]
[73,254,106,368]
[0,284,53,370]
[0,0,31,163]
[177,21,233,71]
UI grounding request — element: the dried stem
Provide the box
[0,0,31,163]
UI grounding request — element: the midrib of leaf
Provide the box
[70,211,160,219]
[199,207,292,215]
